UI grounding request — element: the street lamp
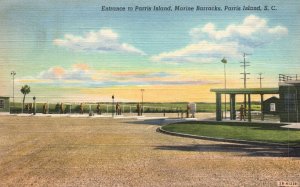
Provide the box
[33,96,36,115]
[112,94,115,117]
[140,89,145,115]
[10,71,16,105]
[221,58,227,119]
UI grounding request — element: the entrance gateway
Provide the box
[210,88,279,122]
[211,74,300,122]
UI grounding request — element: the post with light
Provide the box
[221,57,227,119]
[112,95,115,117]
[141,89,145,115]
[10,71,16,105]
[33,96,36,115]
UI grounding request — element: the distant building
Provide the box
[263,96,279,115]
[0,97,10,113]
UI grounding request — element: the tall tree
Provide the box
[20,85,31,113]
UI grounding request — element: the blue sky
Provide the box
[0,0,299,102]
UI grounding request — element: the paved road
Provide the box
[0,116,299,186]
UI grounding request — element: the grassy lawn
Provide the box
[162,122,300,146]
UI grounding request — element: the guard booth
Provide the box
[263,96,279,115]
[0,96,10,113]
[210,88,279,122]
[278,76,300,122]
[211,74,300,122]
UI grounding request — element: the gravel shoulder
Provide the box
[0,116,299,186]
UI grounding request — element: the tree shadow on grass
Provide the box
[154,143,300,158]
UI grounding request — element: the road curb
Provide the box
[157,124,299,148]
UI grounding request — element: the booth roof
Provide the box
[210,88,279,94]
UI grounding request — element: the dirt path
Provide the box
[0,116,299,186]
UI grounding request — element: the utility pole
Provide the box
[258,73,264,88]
[240,53,251,114]
[240,53,251,88]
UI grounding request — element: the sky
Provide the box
[0,0,300,102]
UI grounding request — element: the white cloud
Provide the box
[189,15,288,48]
[38,64,93,81]
[153,15,288,63]
[53,28,145,55]
[151,41,240,63]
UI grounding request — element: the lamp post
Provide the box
[141,89,145,115]
[112,95,115,117]
[10,71,16,105]
[33,96,36,115]
[221,58,227,119]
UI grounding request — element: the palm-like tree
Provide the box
[20,85,31,113]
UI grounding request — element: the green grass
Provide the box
[162,122,300,146]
